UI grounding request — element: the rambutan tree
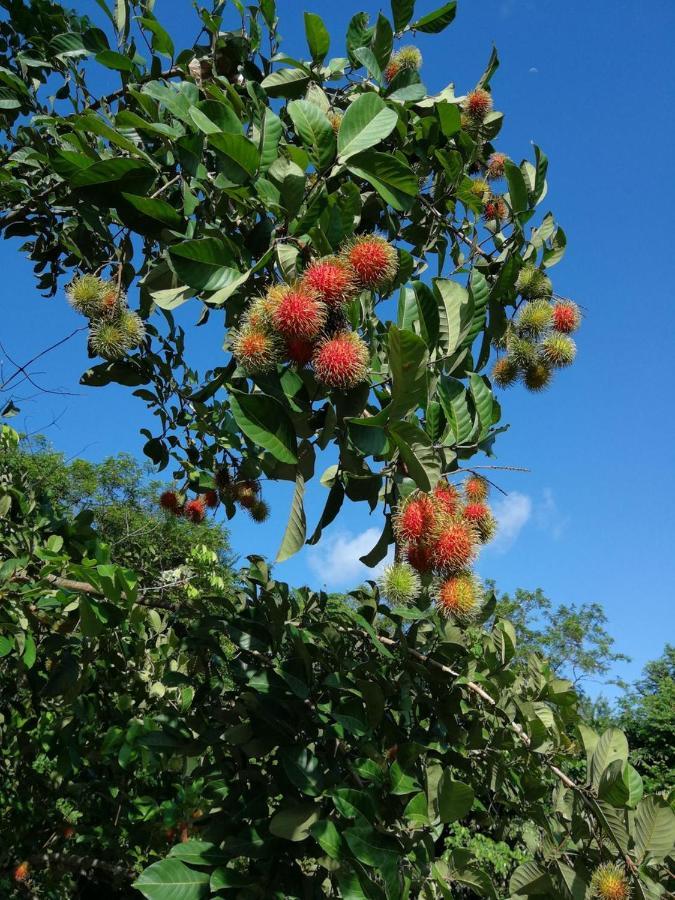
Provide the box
[1,1,673,898]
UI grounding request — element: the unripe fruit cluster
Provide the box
[388,475,497,620]
[215,469,270,523]
[66,273,145,360]
[231,236,398,391]
[492,264,581,392]
[384,46,423,84]
[160,477,269,525]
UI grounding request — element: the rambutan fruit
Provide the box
[483,196,508,223]
[523,358,553,392]
[327,110,343,133]
[343,235,398,291]
[117,310,146,349]
[540,333,576,368]
[436,572,483,620]
[203,490,219,509]
[214,467,230,491]
[433,481,460,517]
[465,88,493,121]
[465,475,489,503]
[231,325,281,374]
[243,295,274,331]
[312,331,369,390]
[463,502,490,526]
[89,319,130,359]
[491,355,520,388]
[378,562,421,605]
[517,299,553,338]
[249,498,270,522]
[302,256,357,307]
[433,521,476,573]
[552,300,581,334]
[515,265,553,300]
[66,274,107,317]
[590,863,631,900]
[285,336,315,366]
[159,490,181,514]
[63,825,75,839]
[506,335,538,369]
[404,542,434,574]
[184,498,206,523]
[470,178,490,202]
[486,152,508,180]
[271,283,326,340]
[384,58,402,83]
[13,862,30,883]
[234,480,260,509]
[393,492,439,544]
[396,46,423,71]
[476,511,497,544]
[324,305,349,336]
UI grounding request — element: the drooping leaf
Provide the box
[438,773,474,823]
[304,12,330,63]
[287,100,336,170]
[276,471,306,561]
[229,391,298,464]
[411,1,457,33]
[337,93,398,162]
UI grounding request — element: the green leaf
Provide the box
[346,151,417,211]
[276,472,306,562]
[346,12,374,67]
[304,12,330,63]
[434,278,472,354]
[465,269,489,347]
[437,773,474,823]
[388,325,429,420]
[209,132,259,182]
[287,100,336,170]
[95,49,133,70]
[389,761,420,795]
[168,238,241,292]
[259,108,283,171]
[509,861,552,895]
[504,159,529,215]
[168,842,228,865]
[388,421,440,492]
[343,826,398,869]
[352,47,383,82]
[438,377,473,444]
[371,13,394,71]
[229,391,298,465]
[359,517,393,567]
[333,788,377,821]
[261,67,310,99]
[139,16,174,58]
[337,93,398,162]
[437,101,461,138]
[280,747,323,796]
[469,373,495,439]
[269,803,320,841]
[391,0,415,32]
[411,1,457,33]
[70,158,155,189]
[634,796,675,863]
[310,820,343,859]
[590,728,629,789]
[133,859,209,900]
[598,759,643,809]
[188,100,241,135]
[121,193,182,229]
[404,791,430,827]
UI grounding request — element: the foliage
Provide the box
[0,1,673,898]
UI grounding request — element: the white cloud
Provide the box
[529,66,539,75]
[490,491,533,553]
[306,528,394,590]
[536,488,569,540]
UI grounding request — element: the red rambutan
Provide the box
[404,542,435,574]
[465,88,493,121]
[343,236,398,291]
[231,325,280,374]
[285,336,315,366]
[302,256,357,307]
[432,522,476,573]
[436,573,482,619]
[13,862,30,883]
[384,59,402,83]
[203,490,219,509]
[486,152,508,180]
[393,493,438,544]
[463,502,490,525]
[551,300,581,334]
[433,481,460,516]
[159,490,181,514]
[312,331,369,390]
[271,284,326,340]
[483,196,508,223]
[465,475,489,503]
[184,498,206,523]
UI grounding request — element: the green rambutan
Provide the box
[243,295,274,331]
[590,863,631,900]
[343,235,398,291]
[184,498,206,523]
[470,178,490,202]
[432,521,476,573]
[436,572,483,620]
[249,498,270,523]
[203,490,219,509]
[476,511,497,544]
[117,310,146,349]
[517,299,553,338]
[523,358,553,392]
[486,152,508,180]
[312,330,369,390]
[159,490,181,514]
[465,88,493,121]
[66,274,107,317]
[378,562,422,605]
[271,283,326,340]
[231,325,281,374]
[433,481,460,517]
[491,355,520,388]
[396,46,423,71]
[506,334,538,369]
[89,320,129,359]
[465,475,489,503]
[552,300,581,334]
[540,333,576,368]
[327,110,343,134]
[515,265,553,299]
[393,492,439,545]
[302,256,357,307]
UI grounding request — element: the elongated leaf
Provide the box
[598,759,643,809]
[591,728,629,789]
[96,49,133,70]
[634,796,675,863]
[304,12,330,63]
[276,472,306,561]
[229,391,298,464]
[269,803,320,841]
[372,13,394,70]
[353,46,383,82]
[343,826,398,868]
[261,67,310,99]
[168,238,238,291]
[434,278,471,354]
[504,159,528,215]
[347,151,417,210]
[133,859,209,900]
[359,516,393,567]
[388,325,428,420]
[391,0,415,32]
[168,842,228,865]
[509,860,552,895]
[411,1,457,33]
[438,377,473,444]
[464,269,489,347]
[310,820,343,859]
[287,100,335,170]
[307,479,344,545]
[208,132,259,182]
[438,773,474,823]
[469,373,495,439]
[337,93,398,162]
[389,420,440,492]
[121,193,182,228]
[346,12,374,66]
[70,158,155,188]
[259,108,282,171]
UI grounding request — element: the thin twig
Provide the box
[0,329,87,392]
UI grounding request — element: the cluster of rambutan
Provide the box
[216,471,270,523]
[231,235,397,390]
[491,264,581,392]
[66,273,145,360]
[384,46,422,84]
[379,475,497,621]
[159,488,219,524]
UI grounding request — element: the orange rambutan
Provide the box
[483,196,508,223]
[343,236,398,291]
[271,284,326,340]
[159,490,181,514]
[465,88,493,121]
[13,862,30,883]
[486,152,508,180]
[464,475,489,503]
[432,522,476,573]
[436,572,482,619]
[393,492,439,544]
[312,331,369,390]
[491,355,519,388]
[302,256,357,307]
[433,481,460,516]
[551,300,581,334]
[463,502,490,525]
[231,325,280,374]
[184,498,206,523]
[203,490,219,509]
[234,480,260,509]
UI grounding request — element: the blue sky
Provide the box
[2,0,674,694]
